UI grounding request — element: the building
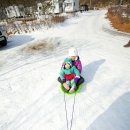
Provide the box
[37,0,79,15]
[64,0,79,13]
[51,0,63,14]
[5,5,25,18]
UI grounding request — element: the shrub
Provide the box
[107,7,130,33]
[51,15,66,24]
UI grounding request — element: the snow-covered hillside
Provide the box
[0,10,130,130]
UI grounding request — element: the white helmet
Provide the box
[68,47,78,57]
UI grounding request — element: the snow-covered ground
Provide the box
[0,10,130,130]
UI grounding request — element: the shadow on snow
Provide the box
[81,59,105,92]
[0,34,34,51]
[87,92,130,130]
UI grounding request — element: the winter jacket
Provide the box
[60,58,80,81]
[72,56,82,74]
[62,57,82,74]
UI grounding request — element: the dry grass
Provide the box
[107,13,130,33]
[51,15,66,24]
[107,9,130,34]
[4,16,66,35]
[22,41,53,54]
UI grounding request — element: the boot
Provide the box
[69,85,76,93]
[63,83,70,91]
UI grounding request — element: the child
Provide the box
[58,47,84,87]
[68,47,84,86]
[59,58,80,93]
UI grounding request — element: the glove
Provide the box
[74,76,80,84]
[61,78,66,83]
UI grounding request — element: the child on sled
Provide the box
[58,47,84,89]
[59,58,80,93]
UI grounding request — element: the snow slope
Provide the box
[0,10,130,130]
